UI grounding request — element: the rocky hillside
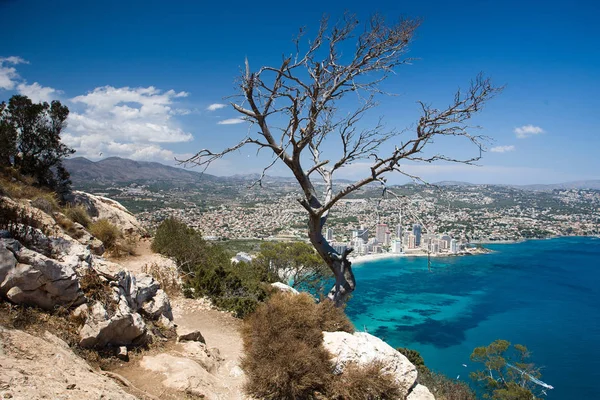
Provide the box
[0,191,436,400]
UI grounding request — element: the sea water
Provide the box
[345,237,600,399]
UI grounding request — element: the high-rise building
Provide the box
[326,228,334,241]
[352,226,369,242]
[376,223,388,244]
[391,239,402,254]
[450,239,458,254]
[413,224,422,247]
[384,231,391,246]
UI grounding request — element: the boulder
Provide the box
[79,312,147,349]
[407,384,436,400]
[114,270,160,311]
[142,288,173,320]
[323,331,418,394]
[0,244,17,285]
[70,222,105,255]
[177,328,206,344]
[67,191,145,236]
[271,282,300,294]
[0,327,138,399]
[0,240,85,310]
[139,353,222,400]
[176,341,221,373]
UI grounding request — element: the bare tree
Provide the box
[182,14,502,305]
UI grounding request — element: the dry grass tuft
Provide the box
[328,360,403,400]
[89,218,121,249]
[315,299,355,334]
[63,204,92,228]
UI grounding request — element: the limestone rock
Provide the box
[69,222,105,255]
[323,331,418,394]
[0,244,17,285]
[0,326,137,399]
[0,240,85,310]
[79,312,146,349]
[142,288,173,321]
[407,384,436,400]
[176,341,222,373]
[271,282,300,294]
[140,353,222,399]
[67,191,145,236]
[177,328,206,344]
[115,270,159,311]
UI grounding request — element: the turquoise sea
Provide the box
[345,237,600,399]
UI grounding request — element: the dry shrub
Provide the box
[142,262,181,297]
[328,360,403,400]
[316,299,355,334]
[0,302,81,347]
[0,170,46,200]
[79,270,118,317]
[89,218,121,249]
[241,292,335,399]
[63,204,91,228]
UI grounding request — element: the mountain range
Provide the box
[63,157,600,191]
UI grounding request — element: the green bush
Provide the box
[89,218,121,249]
[64,204,91,228]
[397,347,476,400]
[152,217,272,317]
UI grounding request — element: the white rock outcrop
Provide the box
[140,353,223,400]
[79,270,173,349]
[270,281,300,294]
[323,331,418,395]
[0,238,86,310]
[0,327,137,399]
[407,384,436,400]
[68,191,145,236]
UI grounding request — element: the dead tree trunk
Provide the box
[307,214,355,306]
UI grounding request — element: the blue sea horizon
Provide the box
[345,237,600,399]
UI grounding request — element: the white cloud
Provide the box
[514,124,544,139]
[17,82,61,103]
[217,118,245,125]
[0,56,28,90]
[207,103,227,111]
[490,145,515,153]
[65,85,194,161]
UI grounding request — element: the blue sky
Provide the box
[1,0,599,184]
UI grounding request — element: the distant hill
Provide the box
[63,157,600,190]
[510,181,600,191]
[63,157,217,184]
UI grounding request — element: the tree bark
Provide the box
[307,214,355,306]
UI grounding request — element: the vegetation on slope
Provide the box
[241,292,404,400]
[152,217,273,317]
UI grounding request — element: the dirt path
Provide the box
[108,241,247,400]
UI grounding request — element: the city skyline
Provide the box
[1,0,599,184]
